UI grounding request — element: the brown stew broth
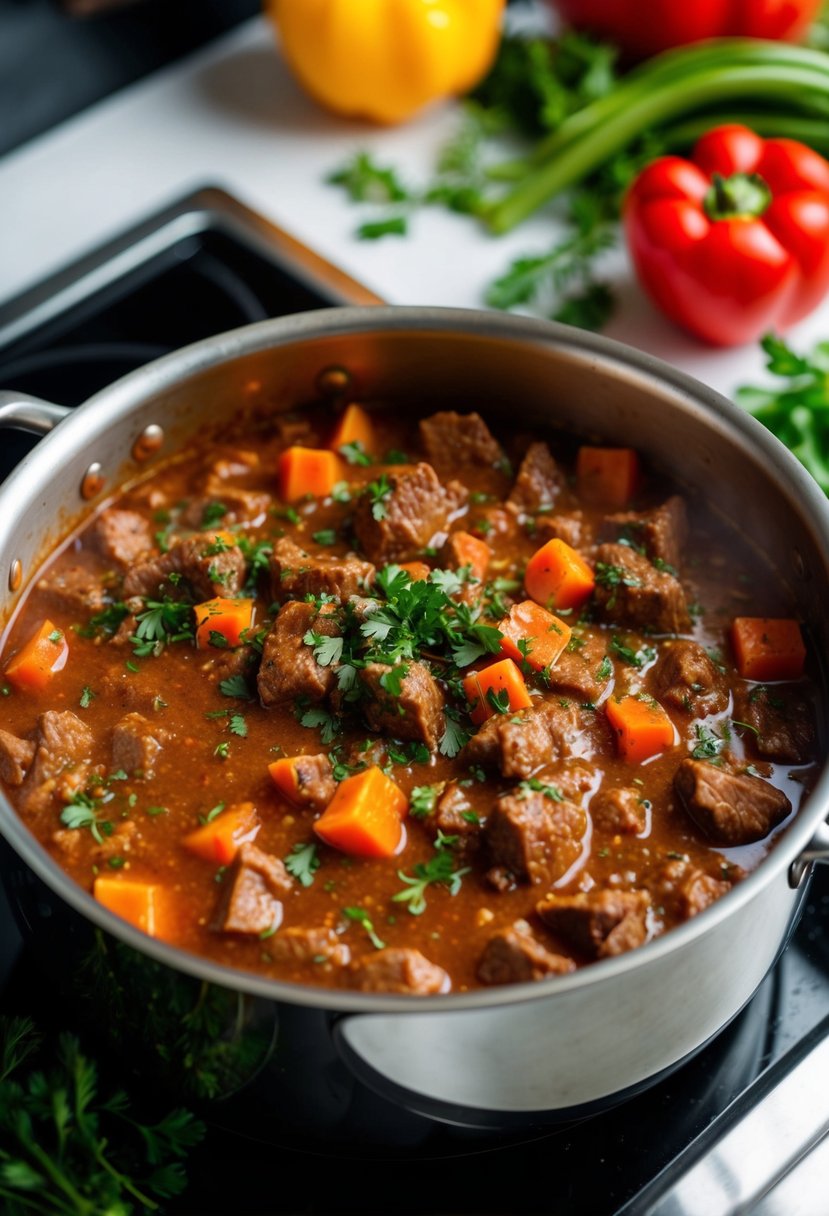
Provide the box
[0,401,817,994]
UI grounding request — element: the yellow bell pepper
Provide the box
[266,0,505,125]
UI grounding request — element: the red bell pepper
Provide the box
[552,0,821,60]
[623,124,829,347]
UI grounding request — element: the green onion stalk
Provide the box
[484,39,829,234]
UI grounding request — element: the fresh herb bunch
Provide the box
[301,563,502,757]
[0,1016,204,1215]
[736,333,829,494]
[328,30,829,331]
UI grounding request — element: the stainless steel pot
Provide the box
[1,306,828,1129]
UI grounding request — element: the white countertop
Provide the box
[2,12,828,400]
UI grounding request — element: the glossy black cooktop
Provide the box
[1,189,827,1216]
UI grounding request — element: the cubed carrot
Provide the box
[576,447,639,507]
[498,600,572,672]
[399,561,431,582]
[278,446,343,501]
[462,657,533,726]
[313,767,408,858]
[605,695,676,763]
[194,597,254,649]
[447,531,491,582]
[731,617,806,682]
[94,877,166,937]
[329,403,376,456]
[524,538,595,611]
[4,619,69,692]
[182,802,260,865]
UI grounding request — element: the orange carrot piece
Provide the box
[4,619,69,692]
[449,531,491,582]
[605,695,676,763]
[94,876,165,937]
[462,657,533,726]
[314,766,408,858]
[268,756,312,805]
[524,538,595,611]
[330,403,376,456]
[278,446,343,501]
[731,617,806,682]
[399,561,431,582]
[498,600,572,672]
[194,597,254,649]
[576,447,639,506]
[182,802,260,865]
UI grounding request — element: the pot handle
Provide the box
[0,391,70,436]
[789,818,829,889]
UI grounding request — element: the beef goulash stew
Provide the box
[0,400,819,995]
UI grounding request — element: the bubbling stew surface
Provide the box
[0,399,818,995]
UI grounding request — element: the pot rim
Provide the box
[1,304,827,1014]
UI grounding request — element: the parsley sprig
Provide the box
[392,849,471,916]
[131,597,194,657]
[0,1016,204,1215]
[737,333,829,493]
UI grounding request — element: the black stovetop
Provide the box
[1,189,827,1216]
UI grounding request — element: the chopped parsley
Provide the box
[343,906,386,950]
[285,841,320,888]
[409,783,442,819]
[79,685,97,709]
[392,850,470,916]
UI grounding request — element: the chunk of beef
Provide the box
[284,753,336,812]
[18,711,94,815]
[591,785,648,835]
[545,629,611,703]
[419,410,501,473]
[358,660,445,749]
[593,543,690,634]
[257,602,339,708]
[534,510,590,551]
[111,713,167,778]
[179,488,271,530]
[674,758,791,846]
[652,640,727,716]
[53,819,137,865]
[467,700,593,779]
[93,508,153,567]
[507,442,561,513]
[477,920,574,985]
[268,927,351,967]
[469,505,519,543]
[657,859,732,919]
[536,759,599,804]
[536,890,651,959]
[269,537,375,604]
[348,947,450,995]
[211,843,293,936]
[733,685,816,764]
[485,790,586,887]
[601,496,688,569]
[36,564,107,616]
[124,535,245,600]
[434,782,483,852]
[200,644,257,684]
[353,463,467,564]
[0,729,35,786]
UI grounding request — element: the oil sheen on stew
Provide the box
[0,402,818,995]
